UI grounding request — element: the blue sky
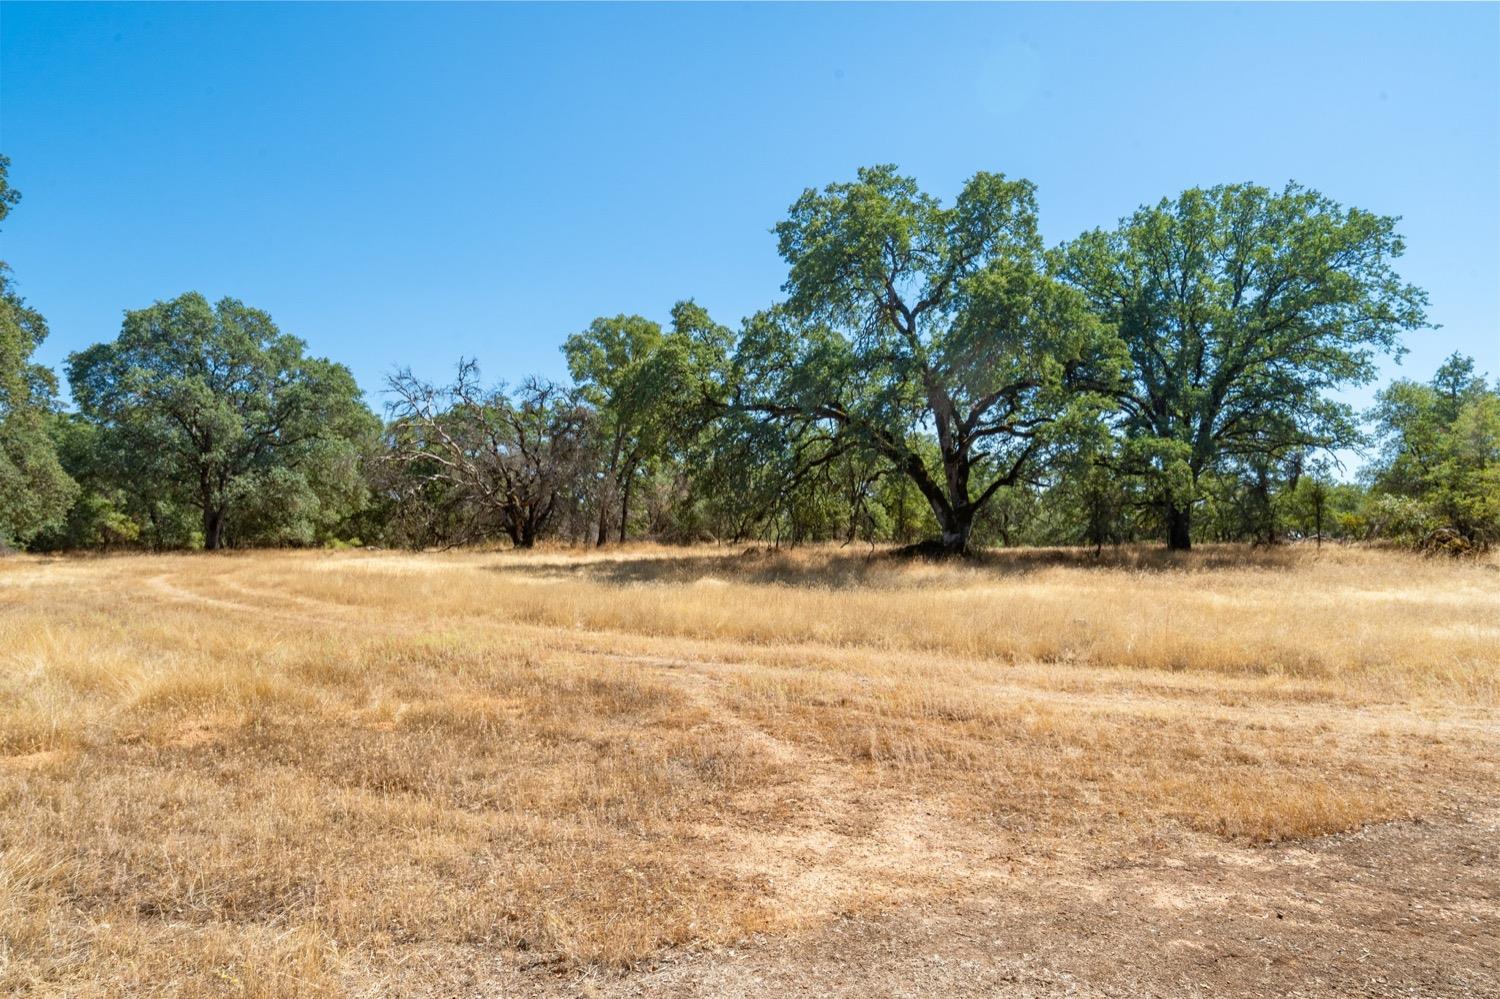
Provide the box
[3,2,1497,436]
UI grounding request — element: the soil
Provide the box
[455,803,1499,997]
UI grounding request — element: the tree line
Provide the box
[3,158,1496,555]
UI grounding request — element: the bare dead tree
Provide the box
[384,361,596,548]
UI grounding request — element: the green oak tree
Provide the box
[1369,354,1500,548]
[735,165,1124,554]
[68,293,377,550]
[563,301,730,544]
[0,156,77,547]
[1055,182,1428,549]
[1282,456,1351,548]
[564,313,661,544]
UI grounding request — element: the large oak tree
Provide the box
[68,293,376,550]
[1055,183,1428,549]
[735,165,1124,554]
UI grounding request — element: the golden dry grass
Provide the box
[2,544,1497,996]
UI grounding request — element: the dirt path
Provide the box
[630,653,1003,929]
[557,651,1500,998]
[426,805,1495,999]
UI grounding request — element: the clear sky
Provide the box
[3,2,1497,430]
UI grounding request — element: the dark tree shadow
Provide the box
[486,542,1327,590]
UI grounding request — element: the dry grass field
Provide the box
[2,544,1497,997]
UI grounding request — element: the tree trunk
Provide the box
[502,510,524,549]
[932,503,973,556]
[1253,467,1275,546]
[1166,501,1192,551]
[202,507,228,551]
[618,474,632,544]
[597,439,624,548]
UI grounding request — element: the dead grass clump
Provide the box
[1168,773,1410,843]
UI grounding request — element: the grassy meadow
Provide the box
[2,544,1497,996]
